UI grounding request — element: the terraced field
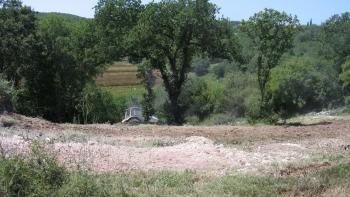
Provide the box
[96,62,140,86]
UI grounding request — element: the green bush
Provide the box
[245,94,262,123]
[181,77,222,122]
[0,77,13,112]
[58,172,113,197]
[267,56,342,120]
[218,72,260,118]
[340,56,350,94]
[0,142,67,197]
[344,96,350,111]
[192,57,210,76]
[202,113,236,125]
[77,85,122,124]
[211,63,226,78]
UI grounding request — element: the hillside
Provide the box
[96,62,140,86]
[36,12,89,22]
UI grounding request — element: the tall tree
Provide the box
[130,0,241,124]
[323,12,350,66]
[137,61,156,122]
[17,15,100,122]
[241,9,300,114]
[94,0,144,63]
[0,0,36,87]
[323,13,350,95]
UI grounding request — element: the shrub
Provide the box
[185,116,200,125]
[192,57,210,76]
[218,72,260,118]
[58,172,113,197]
[0,77,13,113]
[0,116,17,127]
[153,86,168,123]
[267,56,342,120]
[77,84,121,124]
[212,63,226,78]
[181,77,220,122]
[340,56,350,94]
[344,96,350,111]
[202,113,236,125]
[0,142,67,197]
[245,94,262,123]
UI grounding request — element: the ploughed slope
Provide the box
[96,62,140,86]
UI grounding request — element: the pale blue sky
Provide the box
[21,0,350,24]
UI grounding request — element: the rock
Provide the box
[45,137,51,143]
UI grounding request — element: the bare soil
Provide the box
[1,113,350,175]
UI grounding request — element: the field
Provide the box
[96,62,140,87]
[96,62,163,102]
[1,113,350,196]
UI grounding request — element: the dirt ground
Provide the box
[1,113,350,175]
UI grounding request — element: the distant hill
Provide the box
[36,12,89,23]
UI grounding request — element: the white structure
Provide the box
[122,107,159,124]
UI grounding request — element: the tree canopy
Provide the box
[0,0,36,86]
[241,9,300,116]
[128,0,241,124]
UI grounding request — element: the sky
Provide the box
[21,0,350,24]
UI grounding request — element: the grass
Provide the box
[101,85,145,98]
[214,138,243,147]
[2,142,350,197]
[0,116,17,127]
[152,139,176,147]
[101,85,145,108]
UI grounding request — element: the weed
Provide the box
[1,142,350,197]
[0,141,67,196]
[0,117,17,127]
[214,138,242,147]
[152,139,175,147]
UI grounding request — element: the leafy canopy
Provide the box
[129,0,241,124]
[0,0,36,86]
[241,9,300,115]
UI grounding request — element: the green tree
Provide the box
[340,57,350,94]
[137,61,156,122]
[94,0,144,63]
[17,15,101,122]
[324,13,350,97]
[0,76,13,112]
[130,0,241,124]
[241,9,300,114]
[268,56,342,120]
[77,84,119,124]
[0,0,36,87]
[181,78,213,121]
[323,12,350,67]
[192,57,210,76]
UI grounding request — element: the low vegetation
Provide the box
[1,0,350,196]
[1,142,350,196]
[1,0,350,125]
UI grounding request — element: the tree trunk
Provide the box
[168,92,183,125]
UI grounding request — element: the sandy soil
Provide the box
[1,113,350,175]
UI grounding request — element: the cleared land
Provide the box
[1,113,350,196]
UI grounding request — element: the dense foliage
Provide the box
[0,0,350,124]
[127,0,241,124]
[241,9,300,117]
